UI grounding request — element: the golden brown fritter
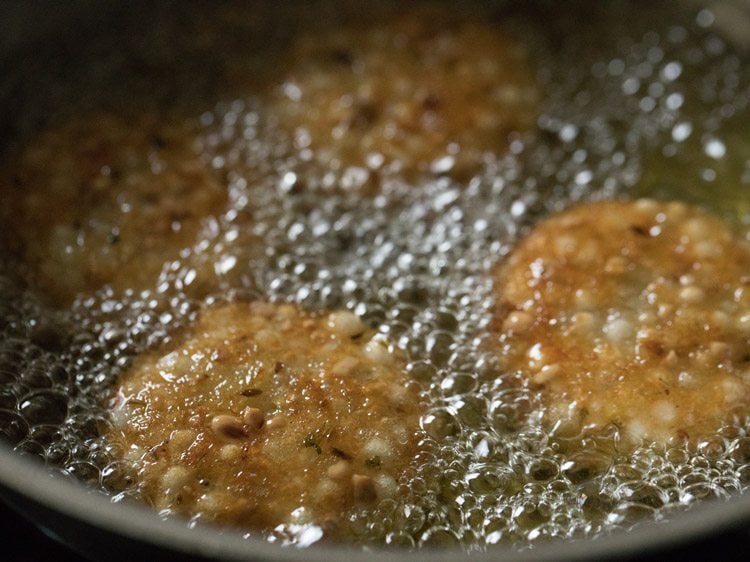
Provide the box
[3,113,227,304]
[108,302,422,541]
[267,8,538,184]
[493,199,750,445]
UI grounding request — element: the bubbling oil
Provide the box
[0,0,749,551]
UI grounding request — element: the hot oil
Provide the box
[0,0,749,551]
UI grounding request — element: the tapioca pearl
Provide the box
[275,304,298,321]
[196,491,233,513]
[603,211,631,231]
[157,350,180,370]
[643,282,663,304]
[604,316,633,344]
[665,201,689,221]
[647,368,675,386]
[708,341,731,361]
[634,198,660,215]
[531,364,561,385]
[160,465,192,491]
[254,329,279,346]
[604,255,628,275]
[554,235,578,257]
[219,444,242,462]
[246,316,269,332]
[363,437,394,462]
[321,341,339,354]
[496,84,526,104]
[363,335,393,363]
[693,350,715,370]
[502,310,534,334]
[374,474,398,499]
[570,311,596,334]
[390,424,410,446]
[264,416,287,431]
[656,303,675,320]
[331,357,360,377]
[124,445,145,463]
[637,310,657,324]
[679,286,705,304]
[665,350,679,366]
[626,419,648,442]
[711,310,731,329]
[314,478,340,501]
[574,239,600,264]
[300,446,320,465]
[737,313,750,334]
[677,371,697,388]
[559,214,583,228]
[388,384,410,408]
[681,217,713,240]
[167,429,197,456]
[575,289,595,310]
[652,401,677,424]
[693,240,723,260]
[327,311,366,338]
[679,274,696,286]
[672,307,703,329]
[327,460,352,481]
[249,301,277,318]
[722,377,745,403]
[300,319,317,330]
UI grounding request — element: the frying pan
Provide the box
[1,1,750,560]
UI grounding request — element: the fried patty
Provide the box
[493,199,750,444]
[3,113,227,304]
[267,8,537,184]
[108,302,422,541]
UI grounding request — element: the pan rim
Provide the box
[1,442,749,561]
